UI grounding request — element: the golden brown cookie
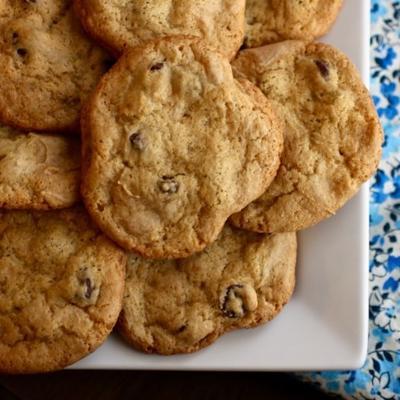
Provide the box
[0,124,80,209]
[245,0,343,48]
[0,0,111,132]
[74,0,245,59]
[231,41,383,233]
[0,207,126,374]
[81,37,283,259]
[118,226,296,355]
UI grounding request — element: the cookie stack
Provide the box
[0,0,382,372]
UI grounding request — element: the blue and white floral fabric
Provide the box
[299,1,400,399]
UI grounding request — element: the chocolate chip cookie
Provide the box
[0,124,80,209]
[0,207,126,374]
[82,37,283,259]
[118,226,296,355]
[231,41,383,233]
[245,0,343,48]
[0,0,111,132]
[74,0,245,59]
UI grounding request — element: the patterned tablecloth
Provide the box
[298,1,400,399]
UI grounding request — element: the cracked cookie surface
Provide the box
[0,124,80,209]
[231,41,383,232]
[118,226,296,355]
[0,0,111,132]
[0,207,126,373]
[245,0,343,48]
[81,37,283,259]
[74,0,245,60]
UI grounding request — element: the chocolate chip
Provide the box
[83,278,94,300]
[16,48,27,57]
[129,132,146,150]
[314,59,330,79]
[78,275,95,300]
[158,176,179,194]
[221,283,258,318]
[150,62,164,71]
[74,268,100,305]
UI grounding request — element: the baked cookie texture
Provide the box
[0,0,111,132]
[231,41,383,233]
[82,37,283,259]
[245,0,343,48]
[118,226,296,355]
[0,124,80,209]
[74,0,245,60]
[0,207,126,374]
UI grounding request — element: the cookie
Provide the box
[81,37,283,259]
[0,0,111,132]
[0,124,80,209]
[0,207,126,374]
[231,41,383,233]
[118,226,296,355]
[73,0,245,59]
[245,0,343,48]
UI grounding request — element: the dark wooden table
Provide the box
[0,371,340,400]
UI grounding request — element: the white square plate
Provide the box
[73,0,369,371]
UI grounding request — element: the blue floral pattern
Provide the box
[298,1,400,399]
